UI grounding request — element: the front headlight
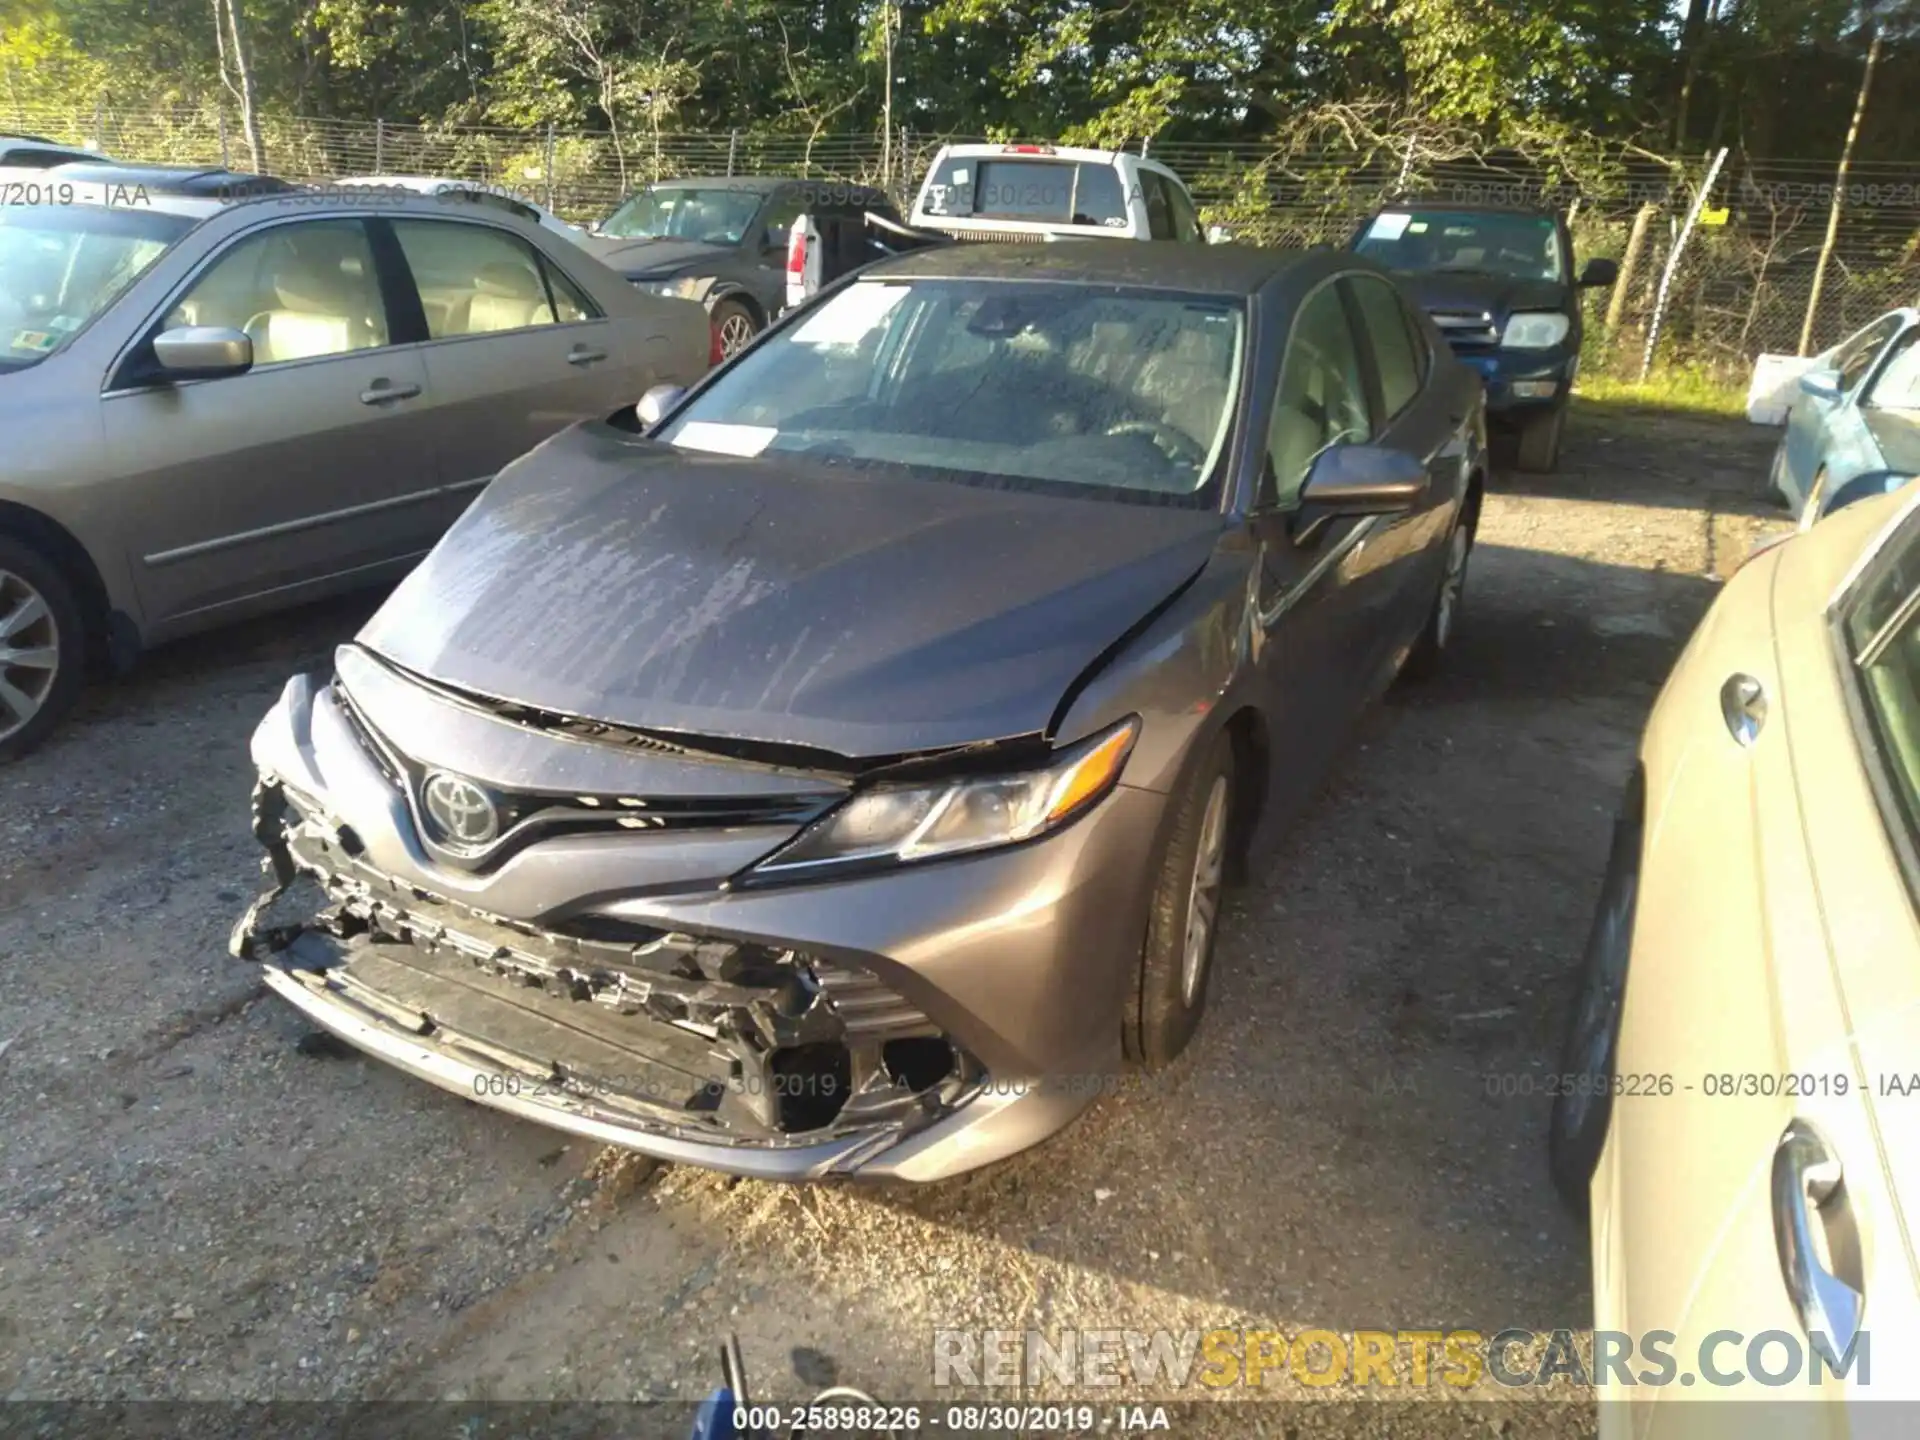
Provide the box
[633,273,700,298]
[1501,311,1571,349]
[751,717,1139,878]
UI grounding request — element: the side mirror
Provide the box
[151,325,252,379]
[1206,224,1233,245]
[1798,369,1843,403]
[1577,257,1618,288]
[636,383,686,429]
[1294,445,1428,544]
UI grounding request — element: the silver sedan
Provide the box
[0,185,712,760]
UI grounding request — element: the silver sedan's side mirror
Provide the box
[152,325,253,378]
[636,383,686,429]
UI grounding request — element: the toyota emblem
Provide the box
[422,771,500,848]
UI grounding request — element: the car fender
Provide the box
[1052,544,1254,798]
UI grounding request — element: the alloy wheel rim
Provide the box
[1181,776,1230,1006]
[0,568,60,743]
[1435,525,1470,649]
[1559,867,1637,1137]
[718,313,755,356]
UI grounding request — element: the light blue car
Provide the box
[1770,306,1920,523]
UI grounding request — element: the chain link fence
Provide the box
[8,97,1920,382]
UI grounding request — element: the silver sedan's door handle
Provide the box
[567,345,609,366]
[1772,1120,1865,1353]
[360,380,421,405]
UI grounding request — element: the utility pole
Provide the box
[1799,25,1882,355]
[881,2,897,188]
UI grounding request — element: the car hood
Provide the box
[358,423,1223,761]
[576,235,731,277]
[1390,269,1569,323]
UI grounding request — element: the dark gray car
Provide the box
[0,188,710,761]
[236,242,1487,1181]
[581,176,900,357]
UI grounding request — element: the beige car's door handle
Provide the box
[567,345,609,366]
[1772,1120,1865,1353]
[360,380,421,405]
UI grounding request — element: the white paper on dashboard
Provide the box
[673,421,777,457]
[1367,212,1413,241]
[792,284,910,347]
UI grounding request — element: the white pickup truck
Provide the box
[783,142,1208,309]
[909,142,1207,243]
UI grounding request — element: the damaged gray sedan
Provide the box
[234,242,1487,1181]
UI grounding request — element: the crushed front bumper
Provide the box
[234,665,1163,1181]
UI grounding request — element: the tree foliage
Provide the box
[1,0,1915,162]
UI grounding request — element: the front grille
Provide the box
[1428,308,1499,347]
[331,679,838,868]
[265,799,974,1144]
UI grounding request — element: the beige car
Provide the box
[0,179,711,761]
[1552,481,1920,1430]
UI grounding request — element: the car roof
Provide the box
[644,175,788,192]
[637,175,886,196]
[1368,198,1562,219]
[341,174,531,196]
[864,239,1335,294]
[933,142,1125,164]
[45,161,299,197]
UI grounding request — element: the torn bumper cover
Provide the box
[232,670,1162,1181]
[236,778,999,1177]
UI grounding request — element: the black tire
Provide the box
[0,534,87,764]
[1514,402,1566,473]
[1547,791,1643,1217]
[710,297,760,359]
[1765,435,1793,507]
[1124,731,1234,1069]
[1402,504,1475,680]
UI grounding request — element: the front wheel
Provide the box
[1766,434,1793,507]
[1125,731,1234,1069]
[1548,795,1643,1216]
[0,535,86,764]
[1402,511,1475,680]
[710,297,760,359]
[1514,403,1566,473]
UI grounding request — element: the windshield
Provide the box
[0,204,190,369]
[1355,209,1565,283]
[599,186,766,244]
[920,156,1129,228]
[657,278,1244,506]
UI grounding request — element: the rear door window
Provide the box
[1164,178,1204,243]
[391,220,570,337]
[1141,173,1176,241]
[921,156,1128,228]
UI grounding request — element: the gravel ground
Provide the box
[0,401,1789,1439]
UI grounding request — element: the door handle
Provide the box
[567,346,609,366]
[359,380,421,405]
[1772,1120,1865,1353]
